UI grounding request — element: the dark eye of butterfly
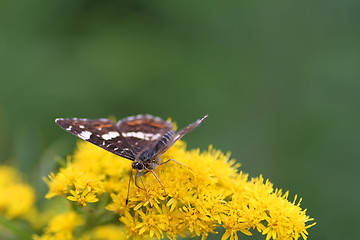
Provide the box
[132,161,145,170]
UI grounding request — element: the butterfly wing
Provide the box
[117,115,174,159]
[173,115,208,143]
[55,118,136,160]
[55,115,207,162]
[152,115,208,158]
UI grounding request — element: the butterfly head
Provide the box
[132,160,145,171]
[133,149,159,172]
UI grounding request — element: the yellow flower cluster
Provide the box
[33,211,84,240]
[0,165,36,219]
[33,210,135,240]
[44,140,315,240]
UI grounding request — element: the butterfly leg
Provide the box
[137,174,152,209]
[160,158,192,170]
[126,170,134,205]
[134,171,148,190]
[150,170,167,195]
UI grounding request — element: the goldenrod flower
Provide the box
[82,224,129,240]
[44,140,315,239]
[67,186,99,207]
[34,211,84,240]
[0,166,36,219]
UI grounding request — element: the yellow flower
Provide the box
[67,186,99,207]
[0,165,36,219]
[34,211,84,240]
[45,140,315,239]
[45,154,106,207]
[82,224,128,240]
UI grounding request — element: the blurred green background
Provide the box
[1,0,359,239]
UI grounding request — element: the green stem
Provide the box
[0,215,33,240]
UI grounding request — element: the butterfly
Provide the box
[55,114,208,208]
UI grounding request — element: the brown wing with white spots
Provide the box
[117,114,174,159]
[55,118,135,160]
